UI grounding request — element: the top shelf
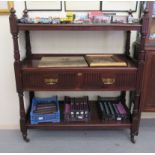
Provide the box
[18,23,142,31]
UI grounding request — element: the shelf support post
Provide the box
[9,8,29,142]
[131,8,149,143]
[125,31,131,56]
[25,31,32,58]
[23,9,32,58]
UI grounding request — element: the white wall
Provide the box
[0,15,19,129]
[0,1,154,129]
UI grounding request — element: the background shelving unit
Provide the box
[138,2,155,112]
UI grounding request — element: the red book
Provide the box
[88,11,103,20]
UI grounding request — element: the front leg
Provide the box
[130,91,141,143]
[18,92,30,142]
[130,132,136,144]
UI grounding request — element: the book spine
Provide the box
[99,102,106,120]
[115,102,128,120]
[70,98,75,119]
[112,103,122,121]
[107,102,115,120]
[116,102,127,114]
[103,101,111,120]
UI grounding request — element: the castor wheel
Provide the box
[23,135,30,142]
[130,135,136,144]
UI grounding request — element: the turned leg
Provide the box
[20,119,29,142]
[130,132,136,144]
[23,133,29,142]
[130,91,141,143]
[121,91,137,143]
[18,92,30,142]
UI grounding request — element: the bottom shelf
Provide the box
[26,101,131,129]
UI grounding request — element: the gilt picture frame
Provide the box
[0,1,14,14]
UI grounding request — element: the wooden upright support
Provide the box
[9,8,29,142]
[130,8,149,143]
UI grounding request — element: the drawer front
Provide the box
[82,71,137,90]
[22,71,79,90]
[22,70,137,91]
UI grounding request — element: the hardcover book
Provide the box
[38,56,88,67]
[85,54,127,67]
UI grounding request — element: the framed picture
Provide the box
[25,1,62,11]
[101,1,138,12]
[65,1,101,12]
[85,54,127,67]
[0,1,14,14]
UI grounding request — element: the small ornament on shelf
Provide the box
[112,15,128,24]
[128,9,134,23]
[60,12,75,24]
[93,15,111,24]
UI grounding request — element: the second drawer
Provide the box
[22,71,80,90]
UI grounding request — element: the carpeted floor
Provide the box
[0,119,155,153]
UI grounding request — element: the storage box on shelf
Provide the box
[9,6,149,143]
[97,96,131,122]
[64,96,90,122]
[30,96,60,124]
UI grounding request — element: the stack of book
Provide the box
[98,96,130,121]
[33,102,57,115]
[64,96,90,122]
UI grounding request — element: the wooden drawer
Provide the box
[22,71,80,90]
[22,70,137,91]
[81,71,137,90]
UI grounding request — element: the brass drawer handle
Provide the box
[102,78,115,85]
[44,78,58,85]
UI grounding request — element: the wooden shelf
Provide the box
[21,54,137,70]
[18,23,142,31]
[26,121,131,129]
[26,101,131,129]
[21,54,137,92]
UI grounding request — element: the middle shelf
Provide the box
[21,54,138,91]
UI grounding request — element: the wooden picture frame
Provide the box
[101,1,138,12]
[65,1,101,12]
[0,1,14,14]
[85,54,127,67]
[25,1,62,11]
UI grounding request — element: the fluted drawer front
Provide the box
[81,71,137,90]
[22,70,137,91]
[22,71,78,90]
